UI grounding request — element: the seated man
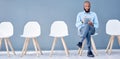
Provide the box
[75,1,99,57]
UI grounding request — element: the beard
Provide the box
[84,8,90,13]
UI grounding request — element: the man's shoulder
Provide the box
[78,11,84,14]
[77,11,97,15]
[77,11,84,15]
[90,11,97,15]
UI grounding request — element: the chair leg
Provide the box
[109,36,114,54]
[21,38,29,57]
[79,39,86,56]
[0,38,2,49]
[24,38,30,55]
[4,38,10,57]
[34,38,43,55]
[78,48,80,54]
[106,36,114,53]
[49,37,57,57]
[33,38,39,56]
[117,36,120,46]
[7,38,16,55]
[91,37,97,56]
[61,37,69,56]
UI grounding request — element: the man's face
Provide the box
[84,2,90,13]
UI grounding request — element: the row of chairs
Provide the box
[0,21,69,57]
[0,19,120,57]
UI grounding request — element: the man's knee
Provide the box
[84,24,90,29]
[85,24,90,27]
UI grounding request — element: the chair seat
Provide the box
[0,33,11,38]
[91,33,98,36]
[0,36,11,38]
[21,35,39,38]
[50,34,68,37]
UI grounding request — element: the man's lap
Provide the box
[79,24,95,37]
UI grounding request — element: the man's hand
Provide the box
[88,21,94,26]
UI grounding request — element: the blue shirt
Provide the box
[75,11,99,34]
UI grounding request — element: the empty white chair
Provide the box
[0,22,15,56]
[78,33,98,56]
[106,19,120,54]
[21,21,42,57]
[50,21,68,37]
[49,21,69,57]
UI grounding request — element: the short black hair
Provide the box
[84,0,91,6]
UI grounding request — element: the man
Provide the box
[75,1,99,57]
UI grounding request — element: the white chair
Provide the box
[49,21,69,57]
[0,22,15,56]
[21,21,42,57]
[106,19,120,54]
[78,33,98,56]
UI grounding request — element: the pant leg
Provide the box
[86,25,95,51]
[79,24,90,42]
[86,32,91,51]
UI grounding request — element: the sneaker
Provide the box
[77,42,82,48]
[87,51,94,57]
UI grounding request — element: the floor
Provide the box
[0,50,120,59]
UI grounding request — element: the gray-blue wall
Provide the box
[0,0,120,51]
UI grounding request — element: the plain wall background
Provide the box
[0,0,120,51]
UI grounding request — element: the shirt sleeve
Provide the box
[75,13,83,28]
[93,13,99,29]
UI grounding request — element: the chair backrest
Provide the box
[0,22,13,37]
[22,21,41,37]
[50,21,69,37]
[106,19,120,35]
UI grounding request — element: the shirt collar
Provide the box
[83,11,91,14]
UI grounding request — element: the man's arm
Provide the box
[75,13,83,28]
[93,13,99,29]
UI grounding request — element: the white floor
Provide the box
[0,50,120,59]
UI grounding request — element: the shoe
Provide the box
[77,42,82,48]
[87,51,94,57]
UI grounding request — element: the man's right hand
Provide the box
[88,21,94,26]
